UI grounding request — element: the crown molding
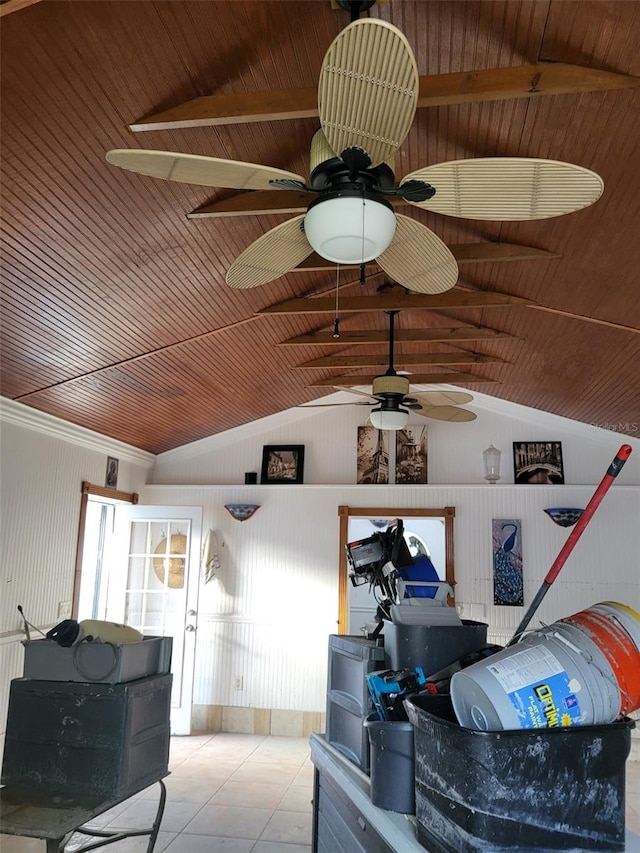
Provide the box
[0,397,155,466]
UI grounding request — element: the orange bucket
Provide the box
[561,602,640,716]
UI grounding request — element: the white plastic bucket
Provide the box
[450,601,640,731]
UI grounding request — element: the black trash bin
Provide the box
[364,714,415,814]
[405,693,634,852]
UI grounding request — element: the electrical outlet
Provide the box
[233,675,243,691]
[58,600,72,619]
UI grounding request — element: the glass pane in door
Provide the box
[124,519,191,705]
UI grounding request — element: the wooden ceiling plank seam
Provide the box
[0,245,157,348]
[0,174,240,343]
[1,108,240,322]
[12,313,269,402]
[1,230,181,347]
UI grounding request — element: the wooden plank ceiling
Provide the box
[1,0,639,454]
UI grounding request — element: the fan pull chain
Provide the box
[333,264,340,338]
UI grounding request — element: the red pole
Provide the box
[507,444,632,646]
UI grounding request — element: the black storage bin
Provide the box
[1,673,171,799]
[384,619,488,674]
[325,635,386,771]
[405,693,634,853]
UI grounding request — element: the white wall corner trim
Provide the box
[0,396,156,466]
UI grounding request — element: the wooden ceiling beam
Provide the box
[130,63,639,132]
[0,0,42,17]
[258,291,532,315]
[310,372,498,387]
[279,327,514,345]
[295,352,507,368]
[293,243,560,269]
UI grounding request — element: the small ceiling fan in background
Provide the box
[106,17,604,295]
[300,311,477,430]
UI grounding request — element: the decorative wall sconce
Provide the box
[224,504,261,522]
[544,508,584,528]
[482,445,502,484]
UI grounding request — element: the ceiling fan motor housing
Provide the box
[372,374,410,396]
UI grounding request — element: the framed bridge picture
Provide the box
[513,442,564,485]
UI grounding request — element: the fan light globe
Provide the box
[304,196,396,264]
[369,407,409,431]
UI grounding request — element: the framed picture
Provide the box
[261,445,305,484]
[105,456,119,489]
[396,425,428,484]
[356,426,389,484]
[492,519,523,606]
[513,442,564,485]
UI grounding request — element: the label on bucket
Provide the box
[487,646,582,728]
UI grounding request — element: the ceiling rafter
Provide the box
[309,372,499,387]
[130,63,640,132]
[294,352,507,368]
[257,291,533,315]
[279,327,513,345]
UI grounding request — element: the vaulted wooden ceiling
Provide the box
[1,0,639,454]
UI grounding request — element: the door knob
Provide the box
[185,624,196,632]
[187,609,197,616]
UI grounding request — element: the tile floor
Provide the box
[2,734,640,851]
[1,733,314,852]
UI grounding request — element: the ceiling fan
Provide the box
[301,310,477,430]
[106,17,603,295]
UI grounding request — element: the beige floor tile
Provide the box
[182,804,273,839]
[203,733,266,749]
[170,758,240,782]
[140,775,223,804]
[0,836,45,852]
[165,835,255,852]
[259,809,313,845]
[252,843,311,853]
[108,799,203,833]
[171,735,215,749]
[291,763,315,786]
[67,831,176,852]
[278,785,314,813]
[210,780,289,809]
[230,762,300,786]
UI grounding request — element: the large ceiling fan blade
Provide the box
[226,216,313,289]
[412,390,474,407]
[332,386,377,400]
[416,405,477,422]
[106,150,305,191]
[402,158,603,221]
[376,216,458,294]
[318,19,418,167]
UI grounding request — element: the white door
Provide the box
[108,504,202,734]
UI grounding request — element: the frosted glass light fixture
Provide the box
[304,195,396,264]
[482,445,502,484]
[369,406,409,431]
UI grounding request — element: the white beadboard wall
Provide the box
[2,392,639,729]
[0,398,154,741]
[151,388,640,487]
[148,391,639,712]
[142,482,640,711]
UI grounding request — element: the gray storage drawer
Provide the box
[316,772,394,853]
